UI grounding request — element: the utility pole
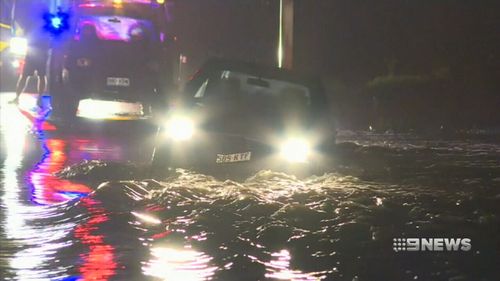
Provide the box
[278,0,294,70]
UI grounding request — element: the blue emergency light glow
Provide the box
[43,9,70,36]
[51,16,63,29]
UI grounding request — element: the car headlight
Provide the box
[280,138,311,163]
[11,59,21,68]
[166,116,195,141]
[9,37,28,56]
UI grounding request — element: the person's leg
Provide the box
[37,74,47,95]
[35,49,48,106]
[10,75,29,104]
[36,74,48,108]
[11,52,36,104]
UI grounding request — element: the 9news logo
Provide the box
[393,238,471,252]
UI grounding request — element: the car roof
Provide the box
[199,58,320,88]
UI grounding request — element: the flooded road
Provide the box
[1,93,499,281]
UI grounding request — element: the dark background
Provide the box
[1,0,498,130]
[169,0,499,131]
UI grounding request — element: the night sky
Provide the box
[171,0,499,87]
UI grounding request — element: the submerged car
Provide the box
[151,59,336,176]
[49,0,172,120]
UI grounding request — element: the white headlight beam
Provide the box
[166,116,195,141]
[280,138,311,163]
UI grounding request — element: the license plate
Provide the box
[216,152,251,164]
[107,77,130,87]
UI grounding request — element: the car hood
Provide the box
[194,101,316,143]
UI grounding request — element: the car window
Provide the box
[194,79,209,98]
[193,70,311,107]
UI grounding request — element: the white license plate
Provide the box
[216,152,252,164]
[107,77,130,87]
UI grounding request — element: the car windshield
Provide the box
[193,70,312,108]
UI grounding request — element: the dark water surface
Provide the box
[1,95,499,281]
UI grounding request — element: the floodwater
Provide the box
[1,93,499,281]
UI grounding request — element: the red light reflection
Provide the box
[75,197,117,281]
[29,139,92,204]
[29,138,118,280]
[18,107,57,131]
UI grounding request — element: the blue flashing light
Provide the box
[43,9,70,36]
[51,16,63,29]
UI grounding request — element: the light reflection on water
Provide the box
[264,249,324,280]
[143,247,218,281]
[1,101,80,280]
[1,99,117,280]
[1,94,499,280]
[74,197,117,281]
[30,138,92,204]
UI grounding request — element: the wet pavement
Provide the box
[0,92,499,281]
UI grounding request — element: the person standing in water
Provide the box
[9,0,50,105]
